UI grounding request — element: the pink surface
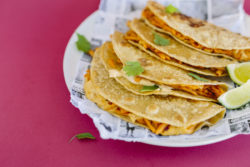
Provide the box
[244,0,250,14]
[1,0,250,166]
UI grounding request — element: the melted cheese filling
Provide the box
[142,8,250,61]
[124,30,226,76]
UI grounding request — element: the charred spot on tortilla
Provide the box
[138,58,152,66]
[189,21,205,28]
[121,40,130,46]
[124,96,135,104]
[172,13,205,28]
[146,104,159,114]
[173,12,190,20]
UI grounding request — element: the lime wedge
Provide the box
[227,62,250,85]
[218,80,250,109]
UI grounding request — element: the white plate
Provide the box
[63,11,236,147]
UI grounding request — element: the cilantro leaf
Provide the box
[69,132,95,143]
[76,33,91,53]
[140,85,159,92]
[123,61,144,76]
[165,4,179,14]
[188,73,208,82]
[154,33,170,46]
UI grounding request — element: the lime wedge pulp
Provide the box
[218,80,250,109]
[227,62,250,85]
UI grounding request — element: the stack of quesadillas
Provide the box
[142,1,250,61]
[84,1,250,136]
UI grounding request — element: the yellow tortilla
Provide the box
[84,47,226,135]
[144,1,250,61]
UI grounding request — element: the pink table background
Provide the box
[1,0,250,166]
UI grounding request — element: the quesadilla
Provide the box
[100,41,215,101]
[125,19,237,77]
[112,31,229,101]
[142,1,250,61]
[84,47,226,135]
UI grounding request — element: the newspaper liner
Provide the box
[70,0,250,142]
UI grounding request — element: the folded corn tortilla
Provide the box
[142,1,250,61]
[125,19,237,77]
[84,47,226,135]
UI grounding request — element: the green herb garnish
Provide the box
[165,4,179,14]
[123,61,144,76]
[140,85,159,92]
[188,73,208,82]
[76,33,91,53]
[69,132,95,143]
[154,33,170,46]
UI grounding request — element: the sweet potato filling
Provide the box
[124,30,226,76]
[142,8,250,61]
[84,69,91,81]
[171,85,225,100]
[88,50,95,57]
